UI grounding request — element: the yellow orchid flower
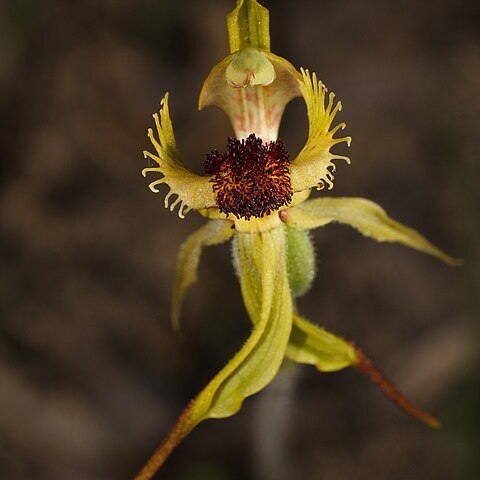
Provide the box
[135,1,459,479]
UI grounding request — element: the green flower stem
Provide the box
[253,361,299,480]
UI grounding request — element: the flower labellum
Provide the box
[204,134,292,220]
[135,1,459,479]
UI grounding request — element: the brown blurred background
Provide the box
[0,0,479,479]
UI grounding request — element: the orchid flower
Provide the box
[135,1,458,479]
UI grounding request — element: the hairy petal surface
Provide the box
[290,69,351,193]
[135,227,292,480]
[285,197,459,265]
[172,219,234,333]
[142,94,215,217]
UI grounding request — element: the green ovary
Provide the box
[286,226,316,297]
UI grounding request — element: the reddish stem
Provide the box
[353,345,440,429]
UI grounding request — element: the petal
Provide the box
[172,219,234,334]
[286,314,439,428]
[199,52,301,142]
[142,93,216,217]
[286,314,357,371]
[284,197,459,265]
[289,69,352,193]
[134,227,292,479]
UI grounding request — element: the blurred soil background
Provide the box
[0,0,479,479]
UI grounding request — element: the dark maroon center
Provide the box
[204,134,293,220]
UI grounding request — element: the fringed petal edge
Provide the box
[290,69,352,193]
[142,93,216,218]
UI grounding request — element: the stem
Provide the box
[252,361,299,480]
[353,346,440,429]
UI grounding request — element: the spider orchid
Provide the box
[135,1,458,478]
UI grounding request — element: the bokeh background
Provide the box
[0,0,479,479]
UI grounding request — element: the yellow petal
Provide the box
[199,52,301,142]
[134,227,292,479]
[284,197,460,265]
[286,314,357,371]
[286,314,440,428]
[172,220,234,334]
[142,93,216,217]
[227,0,270,53]
[290,69,352,193]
